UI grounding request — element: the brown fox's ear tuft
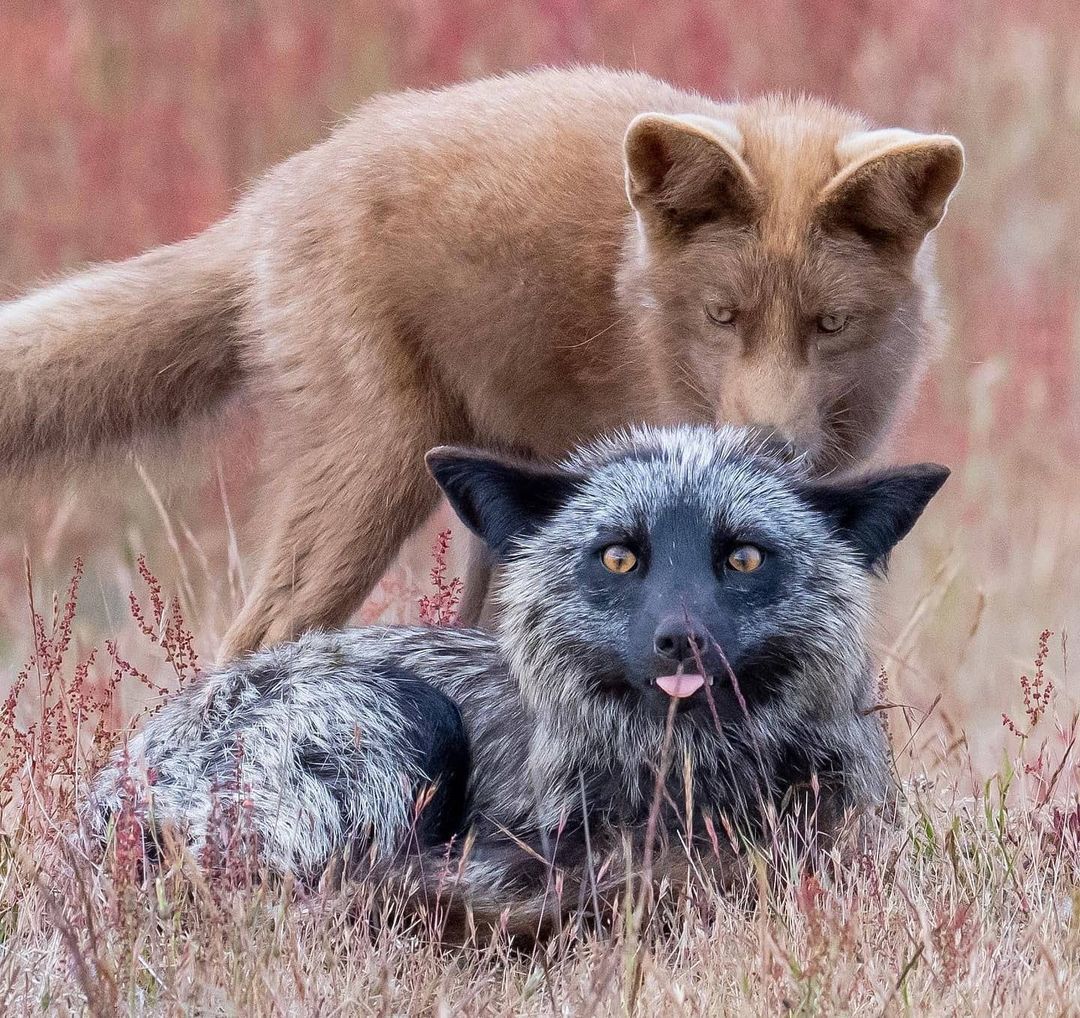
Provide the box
[624,113,760,233]
[819,130,964,252]
[426,447,584,557]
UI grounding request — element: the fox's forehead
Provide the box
[732,96,867,257]
[570,457,811,540]
[559,425,819,543]
[563,422,802,471]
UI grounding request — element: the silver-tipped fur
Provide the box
[86,424,947,936]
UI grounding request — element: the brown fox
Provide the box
[0,67,963,659]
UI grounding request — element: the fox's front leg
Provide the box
[219,357,459,660]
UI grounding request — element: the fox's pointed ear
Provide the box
[819,129,964,252]
[426,447,583,556]
[801,464,949,571]
[624,113,760,232]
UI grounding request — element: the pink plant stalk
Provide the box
[418,527,463,627]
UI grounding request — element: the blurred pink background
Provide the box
[1,1,1077,772]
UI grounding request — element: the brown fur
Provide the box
[0,67,962,658]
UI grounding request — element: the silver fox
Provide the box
[86,424,947,933]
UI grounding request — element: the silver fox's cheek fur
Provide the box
[493,424,890,821]
[501,424,874,718]
[86,423,901,899]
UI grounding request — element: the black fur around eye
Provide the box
[816,313,849,335]
[705,303,737,327]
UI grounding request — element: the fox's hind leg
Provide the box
[220,353,461,659]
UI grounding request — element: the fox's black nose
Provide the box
[653,619,710,664]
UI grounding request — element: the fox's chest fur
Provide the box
[368,627,883,847]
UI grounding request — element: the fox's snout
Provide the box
[652,616,711,665]
[715,421,806,464]
[717,376,822,465]
[635,611,734,696]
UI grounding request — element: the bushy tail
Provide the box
[0,221,248,474]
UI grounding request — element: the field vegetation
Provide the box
[1,2,1078,1012]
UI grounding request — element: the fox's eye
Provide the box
[705,303,737,327]
[727,545,764,573]
[816,313,848,335]
[601,545,638,574]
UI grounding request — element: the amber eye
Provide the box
[705,303,737,327]
[727,545,764,573]
[816,313,848,335]
[601,545,638,574]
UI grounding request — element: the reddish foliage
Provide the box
[1047,802,1080,861]
[1002,629,1054,738]
[109,759,147,891]
[0,556,199,833]
[929,901,977,985]
[197,737,263,887]
[0,559,105,819]
[418,527,463,627]
[129,554,200,683]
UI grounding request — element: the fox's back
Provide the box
[239,69,716,448]
[239,68,875,451]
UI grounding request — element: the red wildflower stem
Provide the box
[418,528,463,627]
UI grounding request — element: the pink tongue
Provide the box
[655,673,706,699]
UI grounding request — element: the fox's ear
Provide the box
[819,129,964,252]
[426,447,583,556]
[624,113,759,232]
[800,463,949,571]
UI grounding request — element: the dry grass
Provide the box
[0,555,1078,1015]
[1,1,1079,1014]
